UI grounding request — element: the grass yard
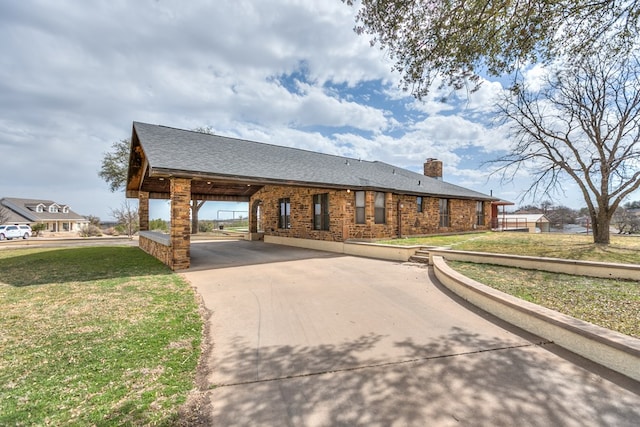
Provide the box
[448,262,640,339]
[380,232,640,264]
[0,246,202,426]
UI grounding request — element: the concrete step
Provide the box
[408,254,430,264]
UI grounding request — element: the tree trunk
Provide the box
[592,210,611,245]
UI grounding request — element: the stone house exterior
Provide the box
[126,122,496,269]
[251,184,489,242]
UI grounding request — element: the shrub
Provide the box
[79,224,102,237]
[149,218,168,232]
[31,223,47,237]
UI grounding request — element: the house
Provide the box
[0,197,89,234]
[126,122,497,269]
[494,213,550,233]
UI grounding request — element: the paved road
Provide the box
[0,236,136,249]
[183,240,640,426]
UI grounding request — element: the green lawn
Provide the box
[0,247,202,426]
[449,261,640,338]
[381,232,640,264]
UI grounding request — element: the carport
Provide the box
[126,123,267,270]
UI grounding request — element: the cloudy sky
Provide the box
[0,0,585,221]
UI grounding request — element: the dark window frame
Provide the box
[417,196,423,213]
[313,193,330,231]
[355,191,365,224]
[374,192,386,224]
[476,201,485,226]
[278,198,291,229]
[439,198,450,227]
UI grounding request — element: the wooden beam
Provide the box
[191,194,251,202]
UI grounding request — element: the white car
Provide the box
[0,224,32,240]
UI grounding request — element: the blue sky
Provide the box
[0,0,590,221]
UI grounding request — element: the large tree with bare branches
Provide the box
[494,52,640,244]
[344,0,639,98]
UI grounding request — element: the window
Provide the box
[36,205,44,213]
[439,198,449,227]
[49,205,58,213]
[417,196,423,213]
[355,191,365,224]
[313,193,330,231]
[278,198,291,229]
[476,201,485,226]
[374,192,386,224]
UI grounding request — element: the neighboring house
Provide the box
[126,122,498,269]
[0,197,89,233]
[494,213,550,233]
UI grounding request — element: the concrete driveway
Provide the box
[182,240,640,426]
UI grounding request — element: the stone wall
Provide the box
[251,185,490,241]
[139,234,171,267]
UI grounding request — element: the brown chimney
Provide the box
[424,158,443,180]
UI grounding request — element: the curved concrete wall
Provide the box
[431,255,640,382]
[428,249,640,281]
[264,235,417,262]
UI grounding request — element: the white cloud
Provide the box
[523,63,551,92]
[0,0,584,221]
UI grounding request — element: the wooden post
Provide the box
[170,178,191,270]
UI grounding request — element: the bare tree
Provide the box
[111,200,139,238]
[345,0,640,98]
[613,206,640,234]
[494,51,640,244]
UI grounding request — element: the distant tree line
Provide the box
[613,202,640,234]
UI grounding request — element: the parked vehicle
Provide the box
[0,224,32,240]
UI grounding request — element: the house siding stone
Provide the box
[170,177,191,270]
[139,235,171,266]
[251,185,490,241]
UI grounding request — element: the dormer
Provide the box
[36,203,45,213]
[48,203,60,213]
[61,205,69,213]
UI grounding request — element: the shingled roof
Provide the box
[127,121,494,201]
[1,197,87,222]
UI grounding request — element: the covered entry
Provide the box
[126,122,265,270]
